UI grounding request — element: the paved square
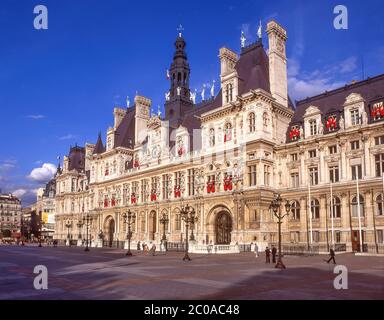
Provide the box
[0,245,383,300]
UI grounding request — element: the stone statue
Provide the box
[177,87,181,96]
[240,31,246,48]
[318,122,324,135]
[362,110,368,125]
[190,90,197,104]
[201,85,206,101]
[339,116,345,130]
[299,126,304,140]
[165,92,170,101]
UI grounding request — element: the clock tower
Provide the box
[267,20,288,108]
[165,27,193,129]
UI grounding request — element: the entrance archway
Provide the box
[215,211,232,245]
[103,216,115,247]
[148,211,157,241]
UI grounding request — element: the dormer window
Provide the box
[350,109,361,126]
[309,120,317,136]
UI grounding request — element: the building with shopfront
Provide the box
[54,20,384,254]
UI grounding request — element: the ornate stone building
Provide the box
[0,193,22,240]
[54,20,384,253]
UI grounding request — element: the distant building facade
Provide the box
[54,20,384,253]
[0,193,22,240]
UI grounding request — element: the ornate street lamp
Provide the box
[83,213,93,252]
[180,204,198,261]
[123,210,136,256]
[160,213,169,242]
[77,220,84,244]
[65,220,72,246]
[269,194,291,269]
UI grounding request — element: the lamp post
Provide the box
[38,217,43,247]
[160,213,169,241]
[269,194,291,269]
[77,220,84,245]
[123,210,136,256]
[180,204,197,261]
[83,213,93,252]
[65,220,72,246]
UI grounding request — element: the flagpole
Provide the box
[356,175,363,252]
[308,173,313,245]
[330,182,335,248]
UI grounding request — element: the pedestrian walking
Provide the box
[272,246,277,263]
[254,243,259,258]
[151,243,156,256]
[137,241,141,252]
[325,248,336,264]
[265,247,271,264]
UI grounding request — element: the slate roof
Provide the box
[236,41,271,95]
[114,107,136,149]
[93,132,105,155]
[68,146,85,172]
[291,74,384,124]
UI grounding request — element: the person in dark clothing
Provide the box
[272,246,277,263]
[265,247,271,264]
[326,248,336,264]
[137,241,141,251]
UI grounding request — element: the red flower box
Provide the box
[207,182,216,193]
[151,194,157,202]
[326,116,337,130]
[289,128,300,141]
[174,186,181,198]
[178,148,185,157]
[224,177,233,191]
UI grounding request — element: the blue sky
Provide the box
[0,0,383,206]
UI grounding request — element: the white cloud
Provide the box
[59,134,76,141]
[0,159,17,172]
[28,163,57,183]
[339,56,358,74]
[287,56,358,101]
[27,115,46,120]
[13,189,27,198]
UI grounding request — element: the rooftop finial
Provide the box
[257,20,262,40]
[177,24,184,38]
[240,31,246,48]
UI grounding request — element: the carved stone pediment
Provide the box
[344,93,364,106]
[304,105,321,117]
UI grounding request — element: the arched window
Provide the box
[248,112,256,133]
[352,195,365,217]
[330,196,341,218]
[291,201,300,220]
[140,214,146,232]
[311,199,320,219]
[376,194,383,216]
[209,128,215,147]
[263,112,269,130]
[224,123,232,142]
[174,213,181,231]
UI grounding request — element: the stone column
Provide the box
[365,189,374,246]
[339,140,347,181]
[319,194,327,245]
[319,145,326,183]
[300,197,308,245]
[300,149,306,186]
[362,134,371,178]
